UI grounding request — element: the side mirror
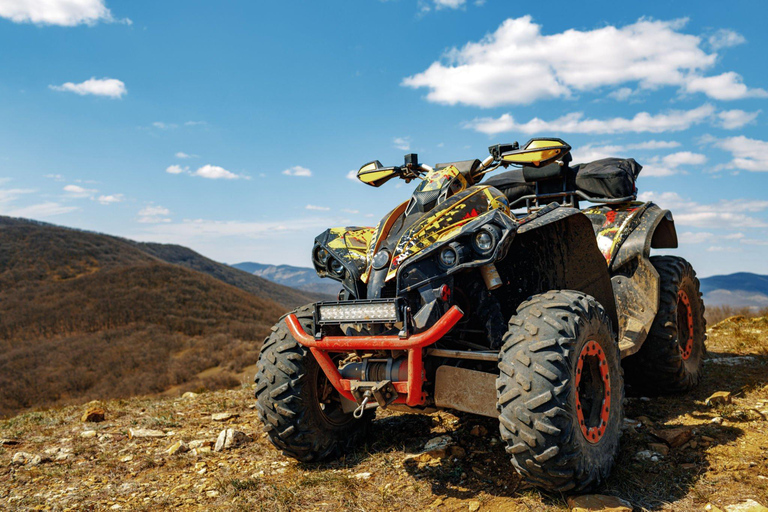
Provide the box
[357,160,400,187]
[499,138,571,167]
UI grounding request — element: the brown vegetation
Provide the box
[704,304,768,325]
[0,217,298,418]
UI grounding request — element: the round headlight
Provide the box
[439,247,458,268]
[329,258,345,277]
[473,229,495,255]
[314,246,330,265]
[372,249,391,270]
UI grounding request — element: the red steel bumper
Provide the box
[285,305,464,407]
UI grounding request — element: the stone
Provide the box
[634,450,661,462]
[423,435,453,458]
[214,429,251,452]
[81,408,106,423]
[12,452,42,466]
[724,500,768,512]
[165,440,189,455]
[652,427,693,448]
[636,416,653,426]
[567,494,633,512]
[0,439,19,446]
[470,425,488,437]
[128,428,166,439]
[188,440,213,450]
[451,445,467,459]
[44,447,73,461]
[468,500,481,512]
[711,416,724,425]
[706,391,732,407]
[182,392,198,399]
[705,505,724,512]
[120,455,134,462]
[211,412,239,421]
[80,430,97,439]
[206,490,220,498]
[622,418,642,429]
[648,443,670,456]
[680,463,697,470]
[191,446,212,456]
[353,472,372,480]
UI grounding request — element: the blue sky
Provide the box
[1,0,767,277]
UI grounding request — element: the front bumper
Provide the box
[285,306,464,407]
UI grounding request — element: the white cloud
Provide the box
[346,170,358,181]
[628,140,681,150]
[44,173,65,181]
[193,165,239,180]
[175,152,196,159]
[571,146,705,177]
[715,136,768,172]
[402,17,764,107]
[2,202,78,218]
[639,191,768,228]
[0,187,35,203]
[433,0,465,9]
[661,151,707,167]
[97,194,123,204]
[63,184,96,197]
[0,0,124,26]
[466,104,716,135]
[342,208,359,214]
[608,87,635,101]
[283,165,312,177]
[684,72,768,100]
[708,29,746,50]
[138,205,171,223]
[393,137,411,151]
[50,77,126,98]
[152,121,177,130]
[305,204,330,211]
[184,121,207,126]
[166,165,187,175]
[716,109,760,129]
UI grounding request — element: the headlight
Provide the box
[314,246,330,265]
[329,258,345,277]
[372,249,390,270]
[471,225,500,256]
[439,247,458,268]
[318,300,398,323]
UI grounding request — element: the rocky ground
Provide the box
[1,316,768,511]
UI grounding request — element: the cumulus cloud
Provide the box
[63,184,96,197]
[714,136,768,172]
[570,144,706,178]
[175,152,197,159]
[283,165,312,177]
[466,104,716,135]
[708,29,746,50]
[639,191,768,228]
[393,137,411,151]
[346,170,358,181]
[49,77,126,98]
[138,205,171,223]
[305,204,330,211]
[716,109,760,129]
[166,165,187,175]
[402,17,765,107]
[433,0,465,9]
[97,194,123,204]
[0,0,127,26]
[152,122,177,130]
[193,165,239,180]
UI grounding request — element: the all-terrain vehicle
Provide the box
[254,138,706,492]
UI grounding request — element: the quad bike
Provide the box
[254,138,706,492]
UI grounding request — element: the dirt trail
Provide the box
[1,316,767,511]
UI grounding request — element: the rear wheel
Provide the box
[254,305,372,462]
[624,256,706,394]
[496,291,623,493]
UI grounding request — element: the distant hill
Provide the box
[0,216,320,418]
[700,272,768,309]
[232,262,342,296]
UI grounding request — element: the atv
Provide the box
[254,138,706,492]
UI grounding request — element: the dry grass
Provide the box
[0,315,767,511]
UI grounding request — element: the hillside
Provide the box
[232,261,341,296]
[1,315,767,511]
[134,243,332,308]
[0,217,292,418]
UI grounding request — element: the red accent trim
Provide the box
[575,340,611,444]
[285,306,463,407]
[678,289,694,360]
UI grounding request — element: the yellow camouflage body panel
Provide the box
[582,202,644,262]
[324,226,376,272]
[387,186,510,280]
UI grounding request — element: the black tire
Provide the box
[496,291,624,493]
[623,256,706,394]
[254,305,372,462]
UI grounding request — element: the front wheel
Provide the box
[496,291,624,493]
[254,305,372,462]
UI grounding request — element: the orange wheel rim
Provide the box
[575,340,611,444]
[677,289,695,360]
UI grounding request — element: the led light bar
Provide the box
[318,301,398,324]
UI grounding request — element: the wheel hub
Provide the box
[677,289,695,360]
[575,340,611,444]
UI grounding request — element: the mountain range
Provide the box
[232,261,342,296]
